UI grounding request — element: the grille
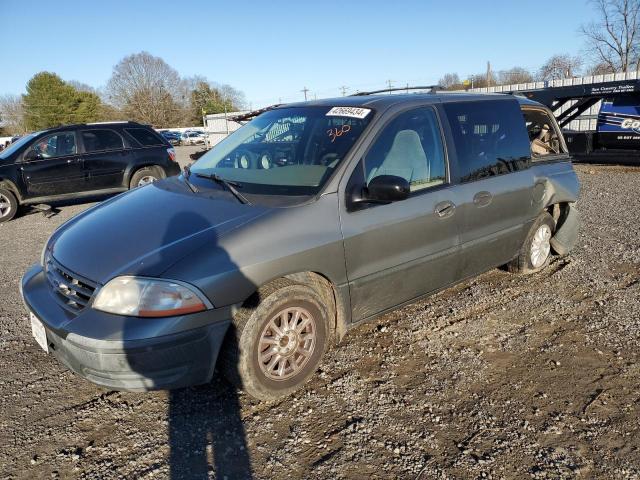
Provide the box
[45,256,97,313]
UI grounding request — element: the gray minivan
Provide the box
[21,92,580,400]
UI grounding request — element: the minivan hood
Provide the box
[50,178,267,283]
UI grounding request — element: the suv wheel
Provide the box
[0,188,18,223]
[130,167,162,189]
[220,279,330,401]
[507,212,555,274]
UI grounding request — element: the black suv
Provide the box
[0,121,181,222]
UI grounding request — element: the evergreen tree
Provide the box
[23,72,101,130]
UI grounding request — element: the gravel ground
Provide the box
[1,161,640,479]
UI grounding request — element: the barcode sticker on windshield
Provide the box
[326,107,371,119]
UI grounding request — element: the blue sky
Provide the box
[1,0,596,107]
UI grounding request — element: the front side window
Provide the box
[27,132,76,159]
[362,107,446,192]
[191,106,374,196]
[81,129,124,153]
[443,100,531,182]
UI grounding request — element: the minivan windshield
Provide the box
[190,106,374,196]
[0,133,38,160]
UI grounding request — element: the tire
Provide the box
[507,212,555,274]
[129,167,162,189]
[0,187,18,223]
[220,279,330,401]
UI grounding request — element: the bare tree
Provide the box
[538,54,583,81]
[106,52,183,127]
[0,94,28,134]
[438,73,462,90]
[581,0,640,72]
[68,80,97,93]
[586,62,618,75]
[467,71,497,89]
[498,67,534,85]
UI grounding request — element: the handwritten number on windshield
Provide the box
[327,124,351,143]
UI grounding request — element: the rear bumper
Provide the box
[551,203,580,255]
[21,264,232,391]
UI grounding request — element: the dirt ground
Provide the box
[1,159,640,479]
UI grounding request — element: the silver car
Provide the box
[21,93,580,400]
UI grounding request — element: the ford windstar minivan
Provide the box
[21,91,580,400]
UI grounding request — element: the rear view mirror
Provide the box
[366,175,410,202]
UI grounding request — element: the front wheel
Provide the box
[0,188,18,223]
[219,279,330,401]
[507,212,555,274]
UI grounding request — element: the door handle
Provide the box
[473,191,492,207]
[434,200,456,218]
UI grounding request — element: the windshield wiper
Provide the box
[182,165,200,193]
[195,172,251,205]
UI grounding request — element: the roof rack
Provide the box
[350,85,440,96]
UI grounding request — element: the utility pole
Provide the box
[339,86,349,96]
[301,86,309,101]
[386,79,394,93]
[486,61,492,88]
[406,83,409,93]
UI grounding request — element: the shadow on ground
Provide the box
[168,379,253,479]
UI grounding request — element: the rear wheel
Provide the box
[507,212,555,274]
[0,188,18,223]
[220,279,330,401]
[130,167,162,189]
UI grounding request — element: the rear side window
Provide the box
[82,130,123,152]
[523,109,564,158]
[126,128,166,146]
[443,100,531,182]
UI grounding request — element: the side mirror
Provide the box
[366,175,410,202]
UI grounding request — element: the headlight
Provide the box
[93,276,210,317]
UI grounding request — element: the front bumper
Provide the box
[21,264,233,391]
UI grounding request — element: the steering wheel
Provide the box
[234,150,256,169]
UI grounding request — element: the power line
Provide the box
[386,79,394,93]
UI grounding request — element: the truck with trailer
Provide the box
[473,73,640,164]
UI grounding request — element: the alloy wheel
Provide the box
[0,193,11,218]
[530,224,552,268]
[137,175,157,187]
[258,306,316,381]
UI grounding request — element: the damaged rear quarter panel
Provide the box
[532,159,581,253]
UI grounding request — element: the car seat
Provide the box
[367,129,429,189]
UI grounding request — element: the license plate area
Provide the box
[30,312,49,353]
